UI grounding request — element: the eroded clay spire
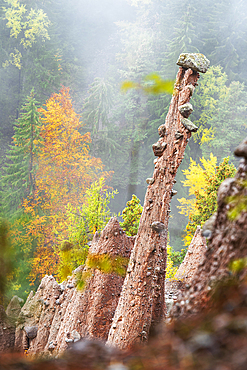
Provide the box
[107,53,210,349]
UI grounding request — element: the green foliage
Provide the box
[169,247,187,267]
[163,1,200,78]
[81,77,125,168]
[6,212,36,299]
[80,177,118,237]
[58,177,118,280]
[189,66,247,164]
[65,177,117,248]
[200,80,247,164]
[95,11,167,192]
[184,157,236,246]
[210,0,247,82]
[1,0,247,294]
[119,196,186,275]
[1,90,41,217]
[82,77,114,134]
[191,65,228,144]
[0,0,63,141]
[119,194,143,236]
[0,219,14,304]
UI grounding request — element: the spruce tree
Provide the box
[82,77,114,134]
[1,90,41,217]
[163,0,200,79]
[209,0,247,83]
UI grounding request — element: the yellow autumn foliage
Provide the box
[4,0,26,39]
[200,127,215,145]
[166,245,178,279]
[177,153,217,217]
[3,0,50,69]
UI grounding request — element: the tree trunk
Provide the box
[107,54,210,349]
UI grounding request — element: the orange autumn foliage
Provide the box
[37,87,103,209]
[21,87,109,285]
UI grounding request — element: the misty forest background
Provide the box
[0,0,247,300]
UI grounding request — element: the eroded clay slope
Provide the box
[15,217,134,357]
[174,226,207,283]
[171,139,247,318]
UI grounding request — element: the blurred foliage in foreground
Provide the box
[121,74,175,95]
[226,179,247,222]
[2,269,247,368]
[74,253,130,291]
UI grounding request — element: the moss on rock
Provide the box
[177,53,210,73]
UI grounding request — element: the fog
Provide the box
[1,0,247,253]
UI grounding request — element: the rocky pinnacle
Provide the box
[107,53,210,349]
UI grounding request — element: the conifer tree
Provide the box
[163,1,199,78]
[1,90,41,217]
[83,77,114,134]
[209,0,247,82]
[82,77,120,160]
[119,194,143,236]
